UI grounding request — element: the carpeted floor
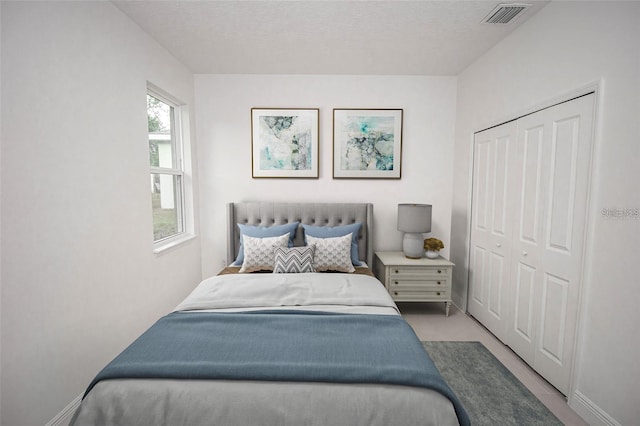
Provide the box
[422,341,563,426]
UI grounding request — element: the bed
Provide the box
[72,202,469,426]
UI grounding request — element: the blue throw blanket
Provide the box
[87,311,469,426]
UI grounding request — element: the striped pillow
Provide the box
[273,245,316,274]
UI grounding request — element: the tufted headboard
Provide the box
[227,202,373,267]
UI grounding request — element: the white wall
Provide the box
[1,2,202,425]
[195,75,457,278]
[0,3,3,423]
[451,2,640,425]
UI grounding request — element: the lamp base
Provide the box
[402,233,424,259]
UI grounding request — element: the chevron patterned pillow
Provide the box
[306,234,356,273]
[273,245,316,274]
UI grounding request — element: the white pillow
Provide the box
[239,233,289,273]
[306,234,355,273]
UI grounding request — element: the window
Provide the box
[147,86,189,248]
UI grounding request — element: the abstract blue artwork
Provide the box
[333,109,403,178]
[252,109,319,178]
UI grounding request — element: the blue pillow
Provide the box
[233,222,299,266]
[302,223,362,266]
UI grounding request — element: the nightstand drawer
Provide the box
[389,266,449,279]
[389,289,450,300]
[389,278,448,289]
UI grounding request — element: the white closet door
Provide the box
[507,94,594,394]
[468,122,517,341]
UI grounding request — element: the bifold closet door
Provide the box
[468,94,595,395]
[506,94,594,395]
[468,122,517,342]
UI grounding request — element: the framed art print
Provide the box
[251,108,319,178]
[333,109,403,179]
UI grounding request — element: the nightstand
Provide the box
[374,251,455,316]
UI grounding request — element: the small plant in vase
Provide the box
[423,238,444,259]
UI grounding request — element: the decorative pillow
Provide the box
[306,234,355,273]
[302,223,362,266]
[239,233,290,273]
[233,222,299,266]
[273,245,316,274]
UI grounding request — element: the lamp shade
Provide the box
[397,204,432,233]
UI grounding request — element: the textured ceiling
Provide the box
[113,0,549,75]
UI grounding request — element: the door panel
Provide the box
[539,272,569,365]
[492,135,510,237]
[506,94,594,395]
[519,125,545,245]
[488,252,505,319]
[547,116,580,253]
[510,261,536,362]
[469,246,486,306]
[468,122,517,342]
[474,138,491,231]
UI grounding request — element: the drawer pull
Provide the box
[437,281,441,285]
[394,269,399,273]
[437,270,442,274]
[394,281,398,285]
[393,292,398,296]
[437,292,441,296]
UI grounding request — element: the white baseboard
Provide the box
[46,394,82,426]
[569,391,621,426]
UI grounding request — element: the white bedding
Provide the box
[174,272,400,315]
[72,273,460,426]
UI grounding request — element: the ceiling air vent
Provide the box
[483,3,530,24]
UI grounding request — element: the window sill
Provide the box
[153,233,197,255]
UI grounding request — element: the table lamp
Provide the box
[397,204,432,258]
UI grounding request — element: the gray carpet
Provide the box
[422,341,562,426]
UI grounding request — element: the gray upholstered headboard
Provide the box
[227,202,373,267]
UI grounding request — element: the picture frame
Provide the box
[333,109,403,179]
[251,108,319,178]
